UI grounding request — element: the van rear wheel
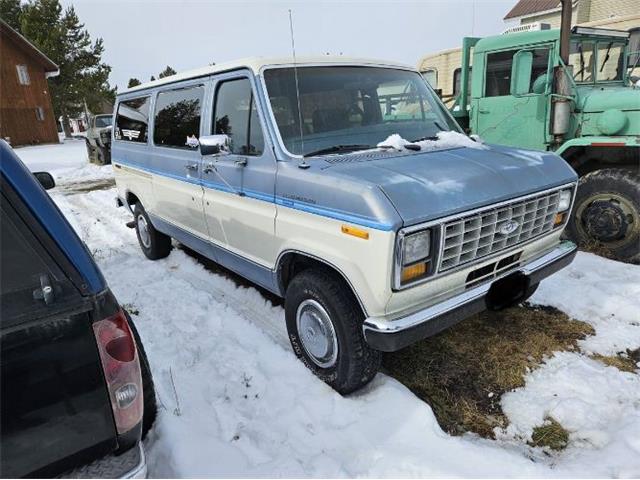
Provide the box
[133,203,171,260]
[285,269,381,394]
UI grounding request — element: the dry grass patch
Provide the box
[531,416,569,450]
[383,304,594,439]
[592,349,639,373]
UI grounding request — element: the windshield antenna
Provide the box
[288,9,309,169]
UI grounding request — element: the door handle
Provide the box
[478,108,490,114]
[185,163,198,171]
[235,158,247,167]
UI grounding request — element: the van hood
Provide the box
[324,145,577,226]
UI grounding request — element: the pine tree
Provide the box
[0,0,23,30]
[158,66,176,79]
[128,78,142,88]
[19,0,115,137]
[150,75,156,81]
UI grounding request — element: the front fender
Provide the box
[556,136,640,157]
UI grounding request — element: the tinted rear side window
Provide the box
[115,96,150,142]
[154,85,204,149]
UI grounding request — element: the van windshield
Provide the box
[263,66,461,157]
[95,116,113,128]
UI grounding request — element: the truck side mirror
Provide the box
[510,50,533,96]
[33,172,55,190]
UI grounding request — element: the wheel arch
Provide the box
[557,138,639,177]
[275,250,369,316]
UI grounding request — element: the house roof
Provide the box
[504,0,562,20]
[0,19,58,75]
[121,56,414,95]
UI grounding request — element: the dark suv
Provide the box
[0,140,155,478]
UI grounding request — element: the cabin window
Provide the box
[213,78,264,156]
[115,96,150,143]
[16,65,30,85]
[485,48,549,97]
[35,107,45,121]
[421,69,437,87]
[153,85,204,149]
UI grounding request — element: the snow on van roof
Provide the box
[120,56,415,95]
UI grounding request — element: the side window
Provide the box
[453,66,472,96]
[569,41,595,82]
[485,49,517,97]
[16,64,30,85]
[153,85,204,149]
[0,202,65,326]
[115,96,150,143]
[213,78,264,156]
[529,48,551,93]
[421,69,437,87]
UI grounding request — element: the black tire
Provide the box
[125,312,157,439]
[521,282,539,304]
[285,269,381,394]
[566,169,640,264]
[133,203,172,260]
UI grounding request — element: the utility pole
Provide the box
[552,0,573,144]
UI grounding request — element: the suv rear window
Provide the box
[115,96,150,143]
[153,85,204,149]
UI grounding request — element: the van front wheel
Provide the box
[133,203,172,260]
[285,269,381,394]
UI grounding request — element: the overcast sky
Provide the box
[60,0,516,91]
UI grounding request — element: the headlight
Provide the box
[558,189,572,212]
[396,229,433,288]
[403,230,431,264]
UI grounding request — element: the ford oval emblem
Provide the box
[498,220,519,235]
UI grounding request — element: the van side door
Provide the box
[148,83,208,238]
[474,46,552,150]
[201,72,278,270]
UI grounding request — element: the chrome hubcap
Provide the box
[296,299,338,368]
[137,214,151,248]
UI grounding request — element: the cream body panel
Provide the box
[151,173,207,238]
[114,163,154,211]
[203,187,277,267]
[274,205,396,317]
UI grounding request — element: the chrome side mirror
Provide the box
[199,134,230,156]
[33,171,55,190]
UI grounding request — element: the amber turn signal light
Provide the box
[401,262,427,283]
[554,212,566,226]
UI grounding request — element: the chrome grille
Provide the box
[439,190,561,271]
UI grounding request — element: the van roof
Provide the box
[120,56,414,95]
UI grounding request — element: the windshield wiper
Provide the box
[304,144,372,157]
[410,135,439,142]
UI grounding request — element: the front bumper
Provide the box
[363,240,577,352]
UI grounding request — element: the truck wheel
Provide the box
[566,169,640,264]
[133,203,172,260]
[125,312,157,439]
[285,269,381,394]
[85,141,96,163]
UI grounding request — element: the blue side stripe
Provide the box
[114,159,394,231]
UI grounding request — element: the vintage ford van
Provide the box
[113,57,578,393]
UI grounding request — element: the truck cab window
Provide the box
[596,42,625,82]
[569,41,595,82]
[485,49,516,97]
[213,78,264,156]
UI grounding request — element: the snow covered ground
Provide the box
[14,142,640,478]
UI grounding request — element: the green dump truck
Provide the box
[422,25,640,263]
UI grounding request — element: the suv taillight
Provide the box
[93,310,143,435]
